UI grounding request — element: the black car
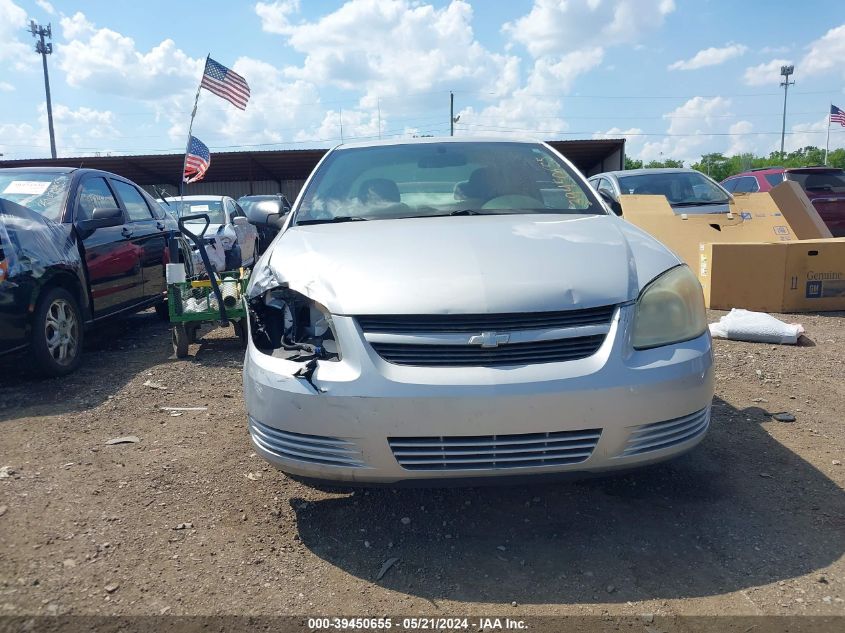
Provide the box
[0,167,186,376]
[237,194,290,254]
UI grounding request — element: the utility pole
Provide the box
[30,21,56,159]
[450,92,454,136]
[450,91,460,136]
[779,65,795,157]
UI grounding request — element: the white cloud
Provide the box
[725,120,756,156]
[503,0,675,58]
[742,58,792,87]
[255,0,300,35]
[0,104,119,158]
[0,81,14,91]
[57,12,204,100]
[35,0,55,15]
[271,1,519,106]
[786,116,829,153]
[668,43,747,71]
[0,0,33,71]
[593,126,645,159]
[166,57,327,147]
[637,96,733,163]
[760,45,790,54]
[801,24,845,78]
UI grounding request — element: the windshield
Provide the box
[0,171,72,222]
[166,200,226,224]
[295,141,603,224]
[617,171,730,205]
[786,170,845,193]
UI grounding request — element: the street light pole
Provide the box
[30,21,57,159]
[779,65,795,157]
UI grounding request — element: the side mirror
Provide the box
[244,200,285,227]
[598,190,623,216]
[76,207,124,237]
[233,216,249,226]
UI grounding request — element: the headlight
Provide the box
[632,265,707,350]
[251,288,340,361]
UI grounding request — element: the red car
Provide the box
[722,167,845,236]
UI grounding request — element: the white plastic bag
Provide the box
[709,309,804,345]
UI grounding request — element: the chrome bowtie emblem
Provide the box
[468,332,510,348]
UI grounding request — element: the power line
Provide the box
[456,122,832,138]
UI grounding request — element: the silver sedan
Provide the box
[242,138,714,485]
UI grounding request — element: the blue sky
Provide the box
[2,0,845,163]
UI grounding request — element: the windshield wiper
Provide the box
[296,216,369,226]
[397,209,494,219]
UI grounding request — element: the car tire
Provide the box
[30,286,84,377]
[225,243,242,271]
[233,318,248,347]
[173,324,190,358]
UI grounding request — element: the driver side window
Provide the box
[76,178,119,222]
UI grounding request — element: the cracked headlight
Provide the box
[632,265,707,350]
[251,288,340,360]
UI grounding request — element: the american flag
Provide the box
[184,136,210,184]
[831,104,845,127]
[200,57,250,110]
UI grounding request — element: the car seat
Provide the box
[358,178,401,205]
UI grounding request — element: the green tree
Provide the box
[644,158,684,168]
[624,156,643,170]
[693,153,735,182]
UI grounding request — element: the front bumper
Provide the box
[243,306,714,484]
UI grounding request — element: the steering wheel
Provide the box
[481,195,544,210]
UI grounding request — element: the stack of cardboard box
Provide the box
[620,181,845,312]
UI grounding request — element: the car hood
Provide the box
[249,214,681,315]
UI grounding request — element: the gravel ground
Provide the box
[0,309,843,618]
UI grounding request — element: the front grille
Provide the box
[370,335,605,367]
[620,407,710,457]
[249,417,365,468]
[388,429,602,471]
[357,305,615,334]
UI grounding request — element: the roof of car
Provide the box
[596,168,698,178]
[334,136,542,150]
[163,195,226,201]
[731,166,844,178]
[0,166,78,174]
[0,166,150,181]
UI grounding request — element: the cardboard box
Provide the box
[620,181,844,312]
[699,239,845,312]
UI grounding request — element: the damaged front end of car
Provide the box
[247,285,341,388]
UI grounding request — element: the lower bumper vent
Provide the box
[388,429,601,471]
[620,407,710,457]
[249,417,365,468]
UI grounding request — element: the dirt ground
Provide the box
[0,309,843,618]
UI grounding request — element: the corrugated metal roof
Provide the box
[0,139,624,186]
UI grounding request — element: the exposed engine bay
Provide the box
[248,286,340,363]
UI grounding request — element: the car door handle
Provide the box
[156,221,166,231]
[121,227,133,238]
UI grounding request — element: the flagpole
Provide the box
[180,54,209,201]
[825,103,831,166]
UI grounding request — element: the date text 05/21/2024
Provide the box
[307,617,527,630]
